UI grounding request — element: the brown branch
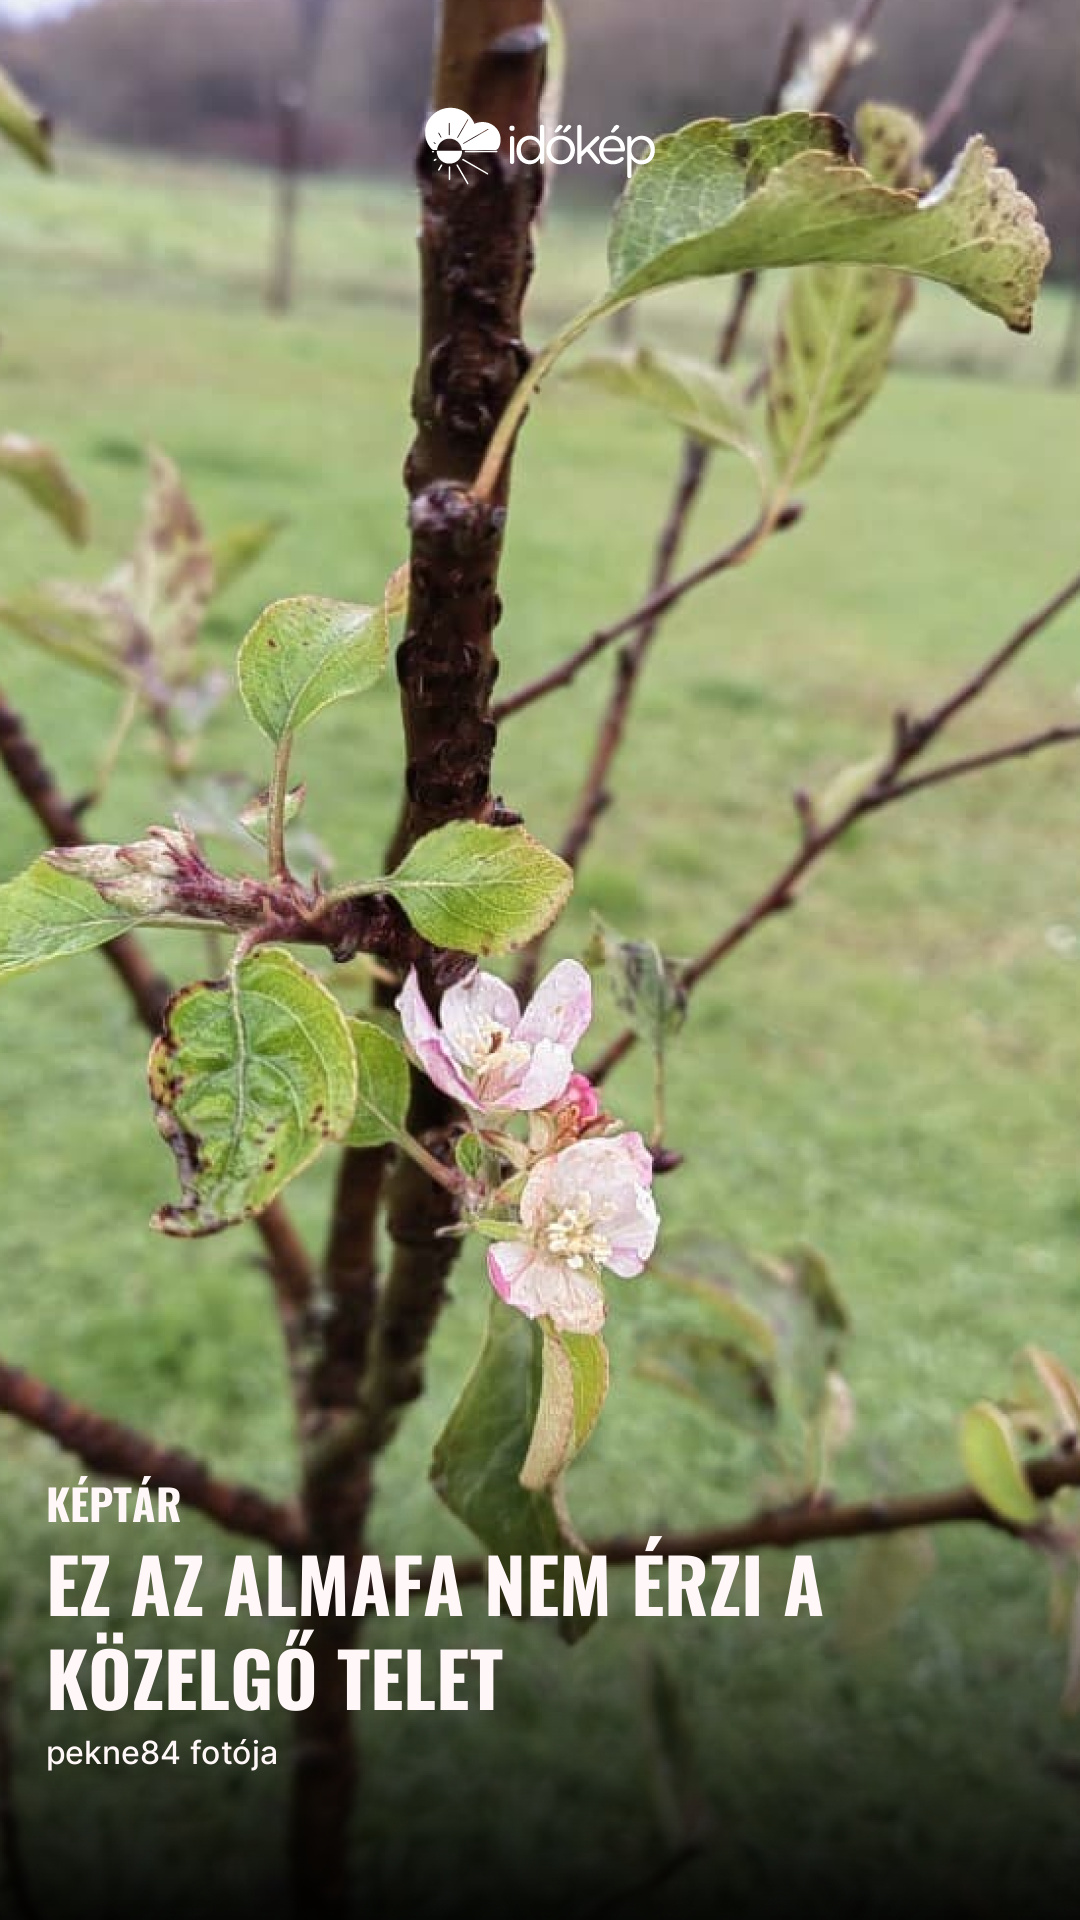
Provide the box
[493,506,802,723]
[295,9,549,1913]
[439,1440,1080,1588]
[0,1358,307,1552]
[589,570,1080,1082]
[921,0,1032,157]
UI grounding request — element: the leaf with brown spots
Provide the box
[121,449,214,682]
[766,105,924,489]
[603,111,1048,333]
[149,946,356,1237]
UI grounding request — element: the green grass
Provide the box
[3,141,1080,1917]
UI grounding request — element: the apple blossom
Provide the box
[396,959,592,1113]
[487,1132,659,1334]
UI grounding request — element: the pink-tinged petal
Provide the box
[487,1243,606,1334]
[606,1186,659,1277]
[487,1239,534,1307]
[514,958,593,1050]
[439,969,521,1067]
[618,1129,655,1187]
[395,968,477,1106]
[562,1073,602,1126]
[518,1154,558,1233]
[505,1039,574,1111]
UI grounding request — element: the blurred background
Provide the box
[3,5,1080,1919]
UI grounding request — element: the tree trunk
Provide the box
[286,5,547,1914]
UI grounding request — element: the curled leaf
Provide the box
[959,1400,1041,1527]
[150,947,356,1236]
[0,63,51,170]
[604,113,1048,333]
[0,434,90,544]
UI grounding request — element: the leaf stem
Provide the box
[472,301,606,504]
[267,736,293,880]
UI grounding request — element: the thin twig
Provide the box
[921,0,1032,157]
[588,570,1080,1084]
[0,1358,307,1552]
[493,506,801,722]
[438,1439,1080,1589]
[508,0,886,997]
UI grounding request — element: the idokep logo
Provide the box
[424,109,655,181]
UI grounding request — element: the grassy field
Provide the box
[3,139,1080,1917]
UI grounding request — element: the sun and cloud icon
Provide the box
[424,108,501,182]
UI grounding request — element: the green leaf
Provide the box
[345,1018,411,1149]
[455,1131,484,1179]
[959,1400,1041,1527]
[149,947,356,1236]
[0,580,136,683]
[238,577,404,747]
[603,113,1047,333]
[0,859,143,983]
[383,822,572,955]
[766,106,924,487]
[0,63,51,170]
[0,434,90,545]
[209,518,286,600]
[564,346,764,478]
[126,450,214,680]
[432,1299,582,1559]
[637,1330,777,1436]
[520,1325,609,1493]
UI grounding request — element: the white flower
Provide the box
[396,959,592,1114]
[487,1132,658,1334]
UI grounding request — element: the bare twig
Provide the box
[439,1439,1080,1589]
[493,506,801,722]
[509,1,885,997]
[588,570,1080,1084]
[921,0,1032,157]
[0,1359,307,1552]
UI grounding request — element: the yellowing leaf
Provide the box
[520,1326,609,1493]
[0,63,51,170]
[604,113,1047,333]
[0,434,90,544]
[565,346,764,479]
[959,1400,1041,1527]
[767,106,925,488]
[150,947,356,1236]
